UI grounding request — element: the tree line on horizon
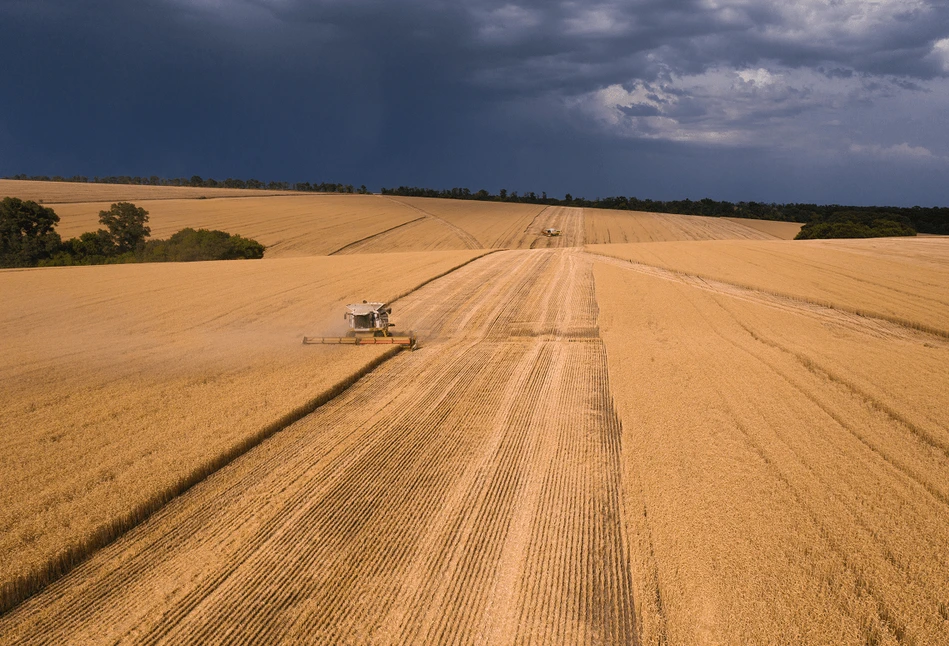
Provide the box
[4,173,368,195]
[4,174,944,237]
[0,198,264,268]
[380,186,943,237]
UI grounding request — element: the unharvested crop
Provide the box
[594,256,949,644]
[0,179,293,204]
[48,195,431,258]
[2,200,947,645]
[2,250,636,643]
[385,196,549,248]
[584,208,783,244]
[588,237,949,335]
[0,250,483,612]
[722,216,803,239]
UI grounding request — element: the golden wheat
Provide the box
[594,254,949,644]
[1,250,638,643]
[722,216,803,239]
[584,208,784,243]
[589,237,949,336]
[49,195,433,258]
[0,179,293,203]
[385,196,549,248]
[0,250,483,613]
[2,204,947,645]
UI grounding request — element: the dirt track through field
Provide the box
[2,250,637,645]
[527,207,585,248]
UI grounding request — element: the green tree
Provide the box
[98,202,150,253]
[141,228,264,262]
[0,197,62,267]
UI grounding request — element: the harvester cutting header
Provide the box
[303,301,417,348]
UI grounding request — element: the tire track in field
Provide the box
[527,207,585,249]
[327,216,426,255]
[2,249,637,645]
[381,196,484,250]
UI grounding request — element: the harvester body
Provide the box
[303,301,417,348]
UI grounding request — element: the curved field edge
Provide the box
[0,250,495,616]
[0,348,400,615]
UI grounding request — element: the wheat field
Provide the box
[48,195,429,258]
[722,216,803,239]
[7,180,802,256]
[2,190,947,644]
[0,250,484,613]
[584,208,790,244]
[595,257,949,645]
[588,237,949,336]
[0,179,294,203]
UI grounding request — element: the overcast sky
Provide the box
[3,0,949,205]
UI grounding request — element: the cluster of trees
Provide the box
[382,186,947,236]
[0,198,264,268]
[795,212,917,240]
[139,228,265,263]
[5,174,368,194]
[0,198,63,267]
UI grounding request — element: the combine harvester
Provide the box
[542,228,562,236]
[303,301,417,349]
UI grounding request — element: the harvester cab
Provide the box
[303,301,417,348]
[344,301,392,337]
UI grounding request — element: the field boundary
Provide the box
[327,216,427,255]
[381,196,484,249]
[584,249,949,341]
[0,348,405,617]
[523,206,552,234]
[0,250,501,617]
[387,250,504,305]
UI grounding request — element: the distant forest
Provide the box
[380,186,947,236]
[5,173,367,194]
[6,174,947,235]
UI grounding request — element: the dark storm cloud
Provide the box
[2,0,949,204]
[233,0,949,82]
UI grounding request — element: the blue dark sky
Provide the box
[2,0,949,205]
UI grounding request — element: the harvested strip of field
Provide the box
[0,250,483,611]
[722,216,803,239]
[48,195,427,258]
[588,237,949,335]
[0,179,293,203]
[386,196,548,248]
[1,250,636,644]
[595,258,949,645]
[526,206,585,248]
[584,208,777,244]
